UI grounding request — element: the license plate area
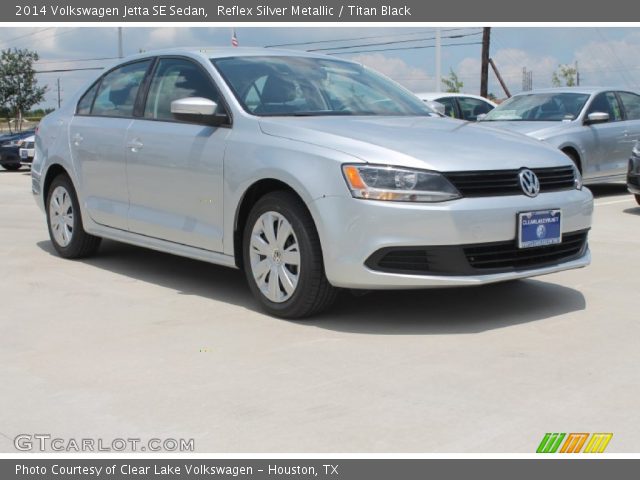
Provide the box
[518,209,562,248]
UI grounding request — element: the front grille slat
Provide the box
[445,166,575,197]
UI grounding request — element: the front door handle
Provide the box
[72,133,83,146]
[126,139,144,152]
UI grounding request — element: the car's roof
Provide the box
[512,86,634,96]
[416,92,497,103]
[123,46,351,62]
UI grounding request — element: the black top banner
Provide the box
[6,0,640,22]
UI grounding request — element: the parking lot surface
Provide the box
[1,168,639,452]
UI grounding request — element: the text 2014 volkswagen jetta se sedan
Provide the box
[32,48,593,318]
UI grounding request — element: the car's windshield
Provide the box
[482,92,590,122]
[212,56,434,117]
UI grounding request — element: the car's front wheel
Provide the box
[46,174,101,258]
[243,191,337,319]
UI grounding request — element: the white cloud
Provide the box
[574,33,640,89]
[349,53,435,92]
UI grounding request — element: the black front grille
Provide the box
[465,231,588,270]
[444,166,576,197]
[365,230,589,276]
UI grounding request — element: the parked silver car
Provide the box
[32,48,593,318]
[480,87,640,182]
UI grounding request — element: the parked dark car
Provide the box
[628,142,640,205]
[0,130,36,171]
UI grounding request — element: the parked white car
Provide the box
[417,92,496,121]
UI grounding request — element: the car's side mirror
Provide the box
[425,100,446,116]
[170,97,228,126]
[585,111,609,125]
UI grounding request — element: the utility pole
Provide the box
[118,27,123,58]
[480,27,491,98]
[57,78,61,109]
[435,28,441,92]
[575,60,580,86]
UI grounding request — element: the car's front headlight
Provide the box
[2,140,22,147]
[342,164,461,202]
[573,165,583,190]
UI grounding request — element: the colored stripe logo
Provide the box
[537,433,613,453]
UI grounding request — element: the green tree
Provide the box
[441,68,464,93]
[0,48,47,132]
[551,64,578,87]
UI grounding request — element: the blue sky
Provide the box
[0,27,638,108]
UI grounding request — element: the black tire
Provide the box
[46,174,101,259]
[1,163,21,171]
[243,191,337,319]
[562,149,581,172]
[636,194,640,206]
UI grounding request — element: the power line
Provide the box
[265,28,475,48]
[35,66,103,74]
[328,41,483,56]
[0,28,55,47]
[307,31,481,53]
[36,56,120,65]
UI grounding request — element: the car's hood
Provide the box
[478,120,571,139]
[259,116,571,171]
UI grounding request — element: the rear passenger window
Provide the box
[458,97,493,121]
[91,60,151,118]
[76,82,99,115]
[435,97,457,118]
[618,92,640,120]
[144,58,220,121]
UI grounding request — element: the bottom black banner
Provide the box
[2,459,637,479]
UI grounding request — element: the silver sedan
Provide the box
[480,87,640,183]
[32,48,593,318]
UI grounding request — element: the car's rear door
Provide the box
[69,59,152,229]
[124,56,229,252]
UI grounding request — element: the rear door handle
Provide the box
[72,133,83,146]
[126,139,144,152]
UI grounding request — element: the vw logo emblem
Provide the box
[519,169,540,197]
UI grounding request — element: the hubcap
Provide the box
[249,211,300,303]
[49,186,74,247]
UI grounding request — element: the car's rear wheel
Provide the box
[1,163,21,171]
[46,174,101,258]
[243,191,337,319]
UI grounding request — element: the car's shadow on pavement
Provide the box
[623,207,640,216]
[587,182,629,198]
[37,239,586,335]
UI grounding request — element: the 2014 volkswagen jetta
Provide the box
[32,48,593,318]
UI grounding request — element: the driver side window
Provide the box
[587,92,623,122]
[144,58,220,121]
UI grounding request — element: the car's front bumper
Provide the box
[627,155,640,195]
[313,188,593,289]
